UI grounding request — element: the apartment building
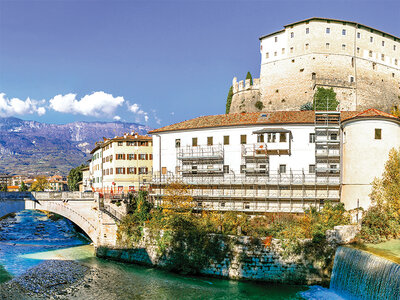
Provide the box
[90,132,153,193]
[150,109,400,213]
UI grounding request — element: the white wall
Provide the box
[153,124,316,176]
[341,118,400,210]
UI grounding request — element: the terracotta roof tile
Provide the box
[150,109,399,134]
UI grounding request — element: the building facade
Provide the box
[89,133,153,193]
[150,110,400,213]
[230,18,400,114]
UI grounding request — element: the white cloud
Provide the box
[113,115,121,121]
[0,93,46,117]
[49,91,124,117]
[144,114,149,122]
[128,103,140,113]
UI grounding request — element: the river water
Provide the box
[0,210,322,299]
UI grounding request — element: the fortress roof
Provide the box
[259,17,400,42]
[149,109,399,134]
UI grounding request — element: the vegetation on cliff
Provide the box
[117,184,350,274]
[359,147,400,243]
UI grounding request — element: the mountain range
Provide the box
[0,117,151,176]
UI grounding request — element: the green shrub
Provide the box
[255,101,264,111]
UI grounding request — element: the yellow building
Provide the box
[90,132,153,193]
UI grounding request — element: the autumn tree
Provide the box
[162,181,195,214]
[30,176,50,191]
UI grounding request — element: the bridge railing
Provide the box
[0,192,33,200]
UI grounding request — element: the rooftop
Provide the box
[259,17,400,41]
[90,132,152,154]
[149,109,399,134]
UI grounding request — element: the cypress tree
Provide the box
[246,71,253,85]
[225,86,233,114]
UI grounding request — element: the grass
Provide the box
[352,239,400,264]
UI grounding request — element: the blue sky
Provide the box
[0,0,399,128]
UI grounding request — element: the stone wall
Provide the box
[96,227,342,285]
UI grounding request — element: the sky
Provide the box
[0,0,399,128]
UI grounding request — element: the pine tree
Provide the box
[246,71,253,85]
[19,181,28,192]
[225,86,233,114]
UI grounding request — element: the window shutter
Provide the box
[134,167,137,174]
[145,154,148,160]
[123,154,126,160]
[145,167,148,174]
[123,168,126,174]
[134,154,137,160]
[149,154,153,160]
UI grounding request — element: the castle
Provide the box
[229,18,400,113]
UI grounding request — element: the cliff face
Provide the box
[0,117,151,175]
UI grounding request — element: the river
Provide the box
[0,210,316,299]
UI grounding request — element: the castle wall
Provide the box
[230,19,400,113]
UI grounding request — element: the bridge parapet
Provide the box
[0,191,97,201]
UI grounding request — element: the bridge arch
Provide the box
[0,192,100,245]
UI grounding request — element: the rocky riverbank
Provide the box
[0,260,93,299]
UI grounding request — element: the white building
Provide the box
[150,109,400,213]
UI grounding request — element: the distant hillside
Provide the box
[0,117,151,175]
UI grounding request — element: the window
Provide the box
[257,134,264,143]
[326,27,330,34]
[342,29,346,35]
[357,32,361,38]
[381,54,385,61]
[370,36,374,43]
[279,164,286,174]
[290,32,294,38]
[240,165,246,173]
[139,167,148,174]
[372,62,376,70]
[306,28,309,34]
[282,48,285,54]
[394,45,397,51]
[309,165,316,174]
[305,43,309,50]
[395,59,398,66]
[207,136,213,146]
[369,50,373,57]
[118,141,123,146]
[116,154,125,160]
[330,133,338,141]
[326,43,330,49]
[192,137,198,146]
[266,52,269,59]
[375,128,382,139]
[240,135,247,144]
[274,51,277,57]
[175,139,181,148]
[309,133,315,143]
[243,202,250,210]
[274,36,278,42]
[357,47,360,54]
[116,167,125,174]
[127,167,136,174]
[382,41,385,46]
[312,72,316,80]
[162,167,167,175]
[290,47,294,53]
[223,135,230,145]
[139,154,147,160]
[267,133,276,143]
[223,165,229,174]
[342,44,346,50]
[127,154,135,160]
[279,133,287,142]
[220,202,226,208]
[349,76,354,83]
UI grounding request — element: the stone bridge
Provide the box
[0,192,119,247]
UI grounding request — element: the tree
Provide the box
[162,181,195,214]
[19,181,28,192]
[313,87,339,111]
[245,71,253,85]
[30,176,50,191]
[67,164,86,191]
[0,184,7,192]
[225,86,233,114]
[391,105,400,118]
[370,147,400,216]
